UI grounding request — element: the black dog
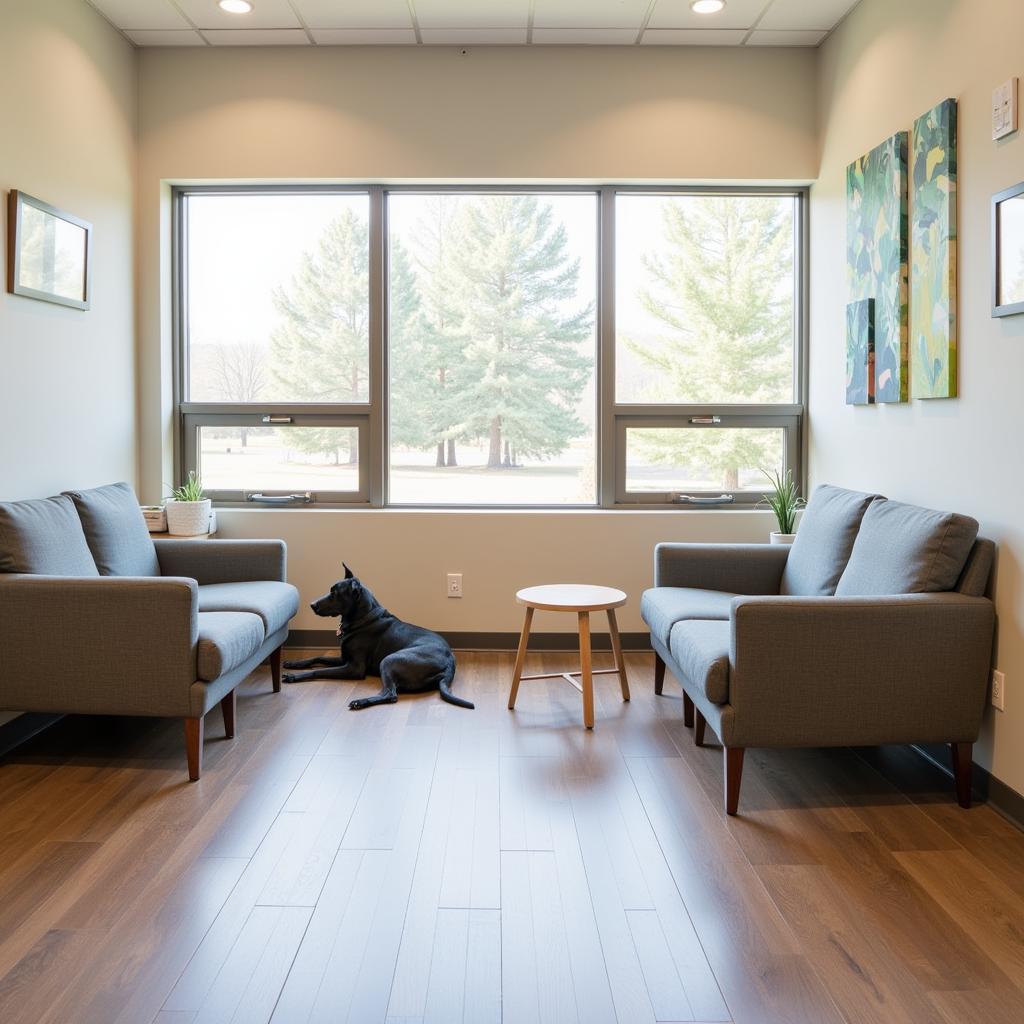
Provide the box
[282,565,474,711]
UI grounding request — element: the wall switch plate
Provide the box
[993,77,1018,140]
[446,573,463,598]
[992,670,1006,711]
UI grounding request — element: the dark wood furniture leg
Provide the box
[654,652,666,696]
[683,691,694,728]
[270,645,283,693]
[724,746,745,816]
[221,689,236,739]
[951,741,973,808]
[694,707,706,747]
[185,716,204,782]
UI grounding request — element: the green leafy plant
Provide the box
[170,472,206,503]
[761,468,804,534]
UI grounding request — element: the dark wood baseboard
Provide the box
[286,628,652,652]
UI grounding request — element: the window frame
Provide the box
[173,183,808,510]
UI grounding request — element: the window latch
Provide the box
[670,493,735,505]
[689,416,721,425]
[247,492,313,504]
[261,415,294,424]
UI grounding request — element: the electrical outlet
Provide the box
[446,573,463,599]
[992,670,1006,711]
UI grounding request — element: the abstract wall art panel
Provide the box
[847,131,909,403]
[846,298,875,405]
[911,97,958,398]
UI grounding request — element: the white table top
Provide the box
[516,584,627,612]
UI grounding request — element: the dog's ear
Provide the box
[343,563,354,580]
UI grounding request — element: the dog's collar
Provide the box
[337,605,386,637]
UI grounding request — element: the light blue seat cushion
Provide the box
[641,587,736,646]
[835,499,980,596]
[669,619,731,705]
[197,611,265,682]
[780,484,880,597]
[65,482,160,577]
[0,494,99,576]
[198,580,299,637]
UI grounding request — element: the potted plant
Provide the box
[762,468,805,544]
[165,472,212,537]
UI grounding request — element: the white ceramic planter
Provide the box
[770,532,797,545]
[165,498,212,536]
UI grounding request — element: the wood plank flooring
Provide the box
[1,651,1023,1023]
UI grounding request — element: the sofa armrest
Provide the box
[0,574,200,718]
[654,543,789,594]
[724,593,995,748]
[154,538,287,585]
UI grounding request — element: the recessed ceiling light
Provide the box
[218,0,254,14]
[691,0,726,13]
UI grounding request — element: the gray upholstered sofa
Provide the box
[0,482,299,780]
[642,485,996,815]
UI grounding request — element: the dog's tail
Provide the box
[437,657,474,710]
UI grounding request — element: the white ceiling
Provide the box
[85,0,861,47]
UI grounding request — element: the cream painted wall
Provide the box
[811,0,1024,792]
[134,43,817,633]
[0,0,137,502]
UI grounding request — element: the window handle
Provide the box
[689,416,722,425]
[670,493,735,505]
[261,415,294,424]
[247,492,312,504]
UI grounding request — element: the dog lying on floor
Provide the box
[282,565,474,710]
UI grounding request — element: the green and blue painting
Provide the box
[847,131,909,403]
[846,298,875,405]
[911,97,958,399]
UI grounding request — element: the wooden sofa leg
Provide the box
[221,689,236,739]
[683,692,694,729]
[951,742,973,808]
[270,645,283,693]
[724,747,745,816]
[694,708,706,747]
[654,653,666,695]
[185,716,204,782]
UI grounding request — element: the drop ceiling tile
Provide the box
[204,28,310,44]
[311,28,418,44]
[746,28,827,45]
[759,0,859,31]
[175,0,301,29]
[532,28,639,44]
[414,1,528,29]
[533,0,651,29]
[293,0,414,30]
[420,28,529,43]
[126,29,206,45]
[642,28,748,45]
[88,0,189,30]
[648,0,768,29]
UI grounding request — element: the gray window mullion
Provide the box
[369,185,385,507]
[599,186,616,508]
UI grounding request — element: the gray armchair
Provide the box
[642,486,996,815]
[0,483,299,780]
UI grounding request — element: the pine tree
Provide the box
[269,208,370,464]
[628,196,792,489]
[451,195,592,468]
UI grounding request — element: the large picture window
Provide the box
[176,186,804,508]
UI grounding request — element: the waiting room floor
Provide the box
[1,651,1023,1024]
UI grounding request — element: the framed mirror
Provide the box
[6,190,92,310]
[992,181,1024,318]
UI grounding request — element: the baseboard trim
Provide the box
[914,742,1024,832]
[287,629,652,652]
[0,713,63,759]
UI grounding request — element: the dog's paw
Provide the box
[282,673,299,684]
[282,660,300,669]
[349,698,369,710]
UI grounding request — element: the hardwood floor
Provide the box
[1,650,1023,1023]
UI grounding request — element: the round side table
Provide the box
[507,584,630,730]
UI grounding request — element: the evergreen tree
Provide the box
[451,195,592,468]
[628,196,792,489]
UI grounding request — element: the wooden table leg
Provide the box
[508,606,534,710]
[579,610,594,729]
[606,608,630,702]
